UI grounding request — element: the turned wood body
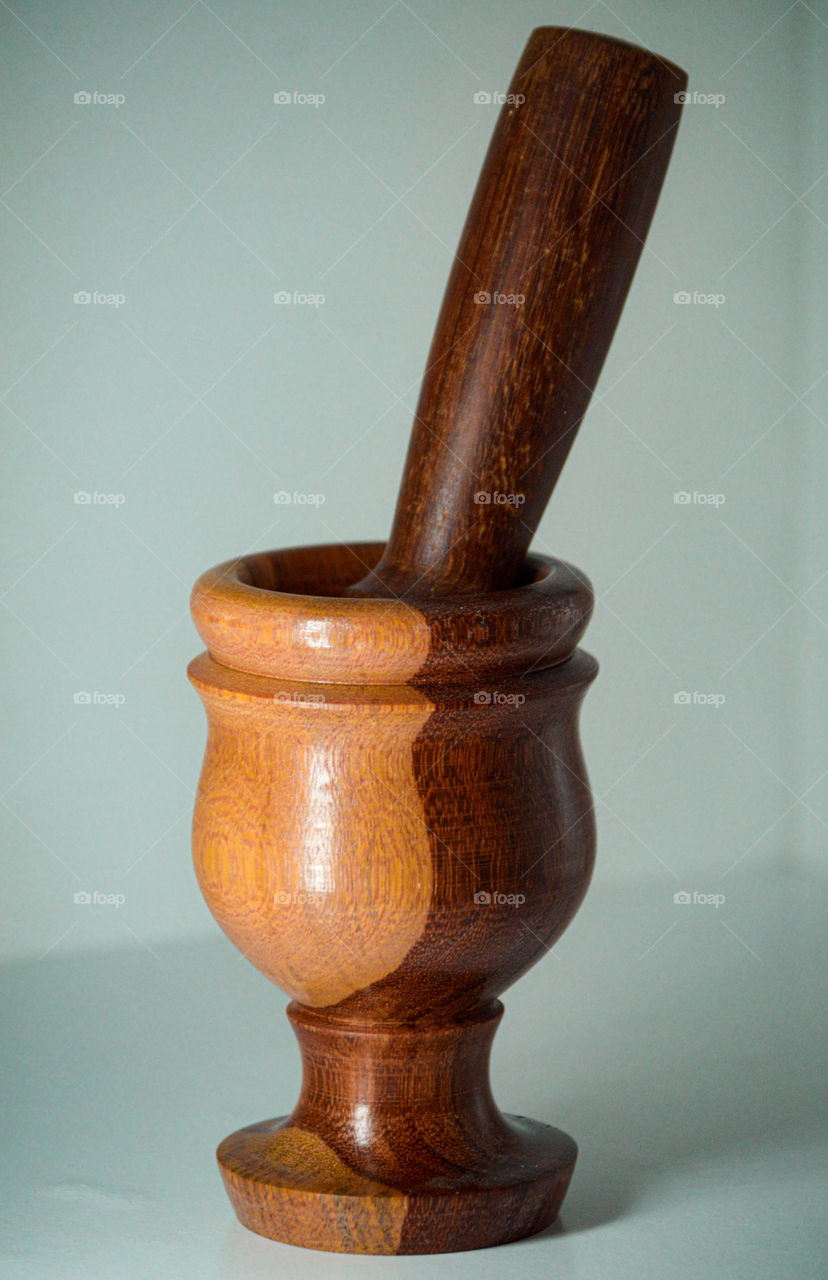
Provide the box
[189,541,597,1253]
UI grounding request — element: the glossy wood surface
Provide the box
[189,542,596,1252]
[191,541,593,685]
[188,22,686,1255]
[218,1004,578,1254]
[351,27,686,599]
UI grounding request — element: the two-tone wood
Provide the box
[190,542,596,1253]
[188,25,686,1254]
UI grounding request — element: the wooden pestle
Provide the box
[349,27,687,599]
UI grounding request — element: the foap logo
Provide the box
[273,490,326,506]
[274,889,325,906]
[74,290,126,308]
[73,490,126,507]
[674,90,725,109]
[474,889,527,906]
[274,90,325,108]
[473,290,525,307]
[273,690,326,705]
[74,889,126,907]
[274,290,325,307]
[673,290,726,308]
[73,691,126,708]
[674,890,726,908]
[473,91,525,107]
[473,691,526,707]
[74,89,125,108]
[473,490,525,507]
[673,690,726,708]
[674,490,725,508]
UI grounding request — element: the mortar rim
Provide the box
[190,540,592,685]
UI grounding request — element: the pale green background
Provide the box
[1,0,825,958]
[1,2,826,1276]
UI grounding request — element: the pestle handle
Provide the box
[350,28,686,599]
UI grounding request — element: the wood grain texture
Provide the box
[187,21,686,1255]
[190,655,435,1005]
[189,540,596,1253]
[350,27,686,599]
[191,541,593,685]
[218,1005,577,1254]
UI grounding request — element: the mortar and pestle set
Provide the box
[188,27,686,1255]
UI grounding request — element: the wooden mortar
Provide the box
[190,542,595,1253]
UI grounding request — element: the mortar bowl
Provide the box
[188,540,597,1253]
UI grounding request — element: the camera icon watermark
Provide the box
[473,91,525,107]
[73,490,126,507]
[673,490,725,507]
[673,290,726,308]
[673,690,726,708]
[273,689,326,705]
[274,889,325,905]
[73,690,126,708]
[473,690,526,707]
[674,90,725,109]
[473,290,525,307]
[674,890,726,908]
[74,889,126,907]
[274,90,325,108]
[273,490,326,506]
[74,90,125,108]
[474,889,526,906]
[473,490,525,507]
[274,290,325,307]
[74,290,126,308]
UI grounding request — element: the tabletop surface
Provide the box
[2,870,825,1280]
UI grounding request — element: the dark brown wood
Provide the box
[350,27,686,599]
[218,1005,578,1254]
